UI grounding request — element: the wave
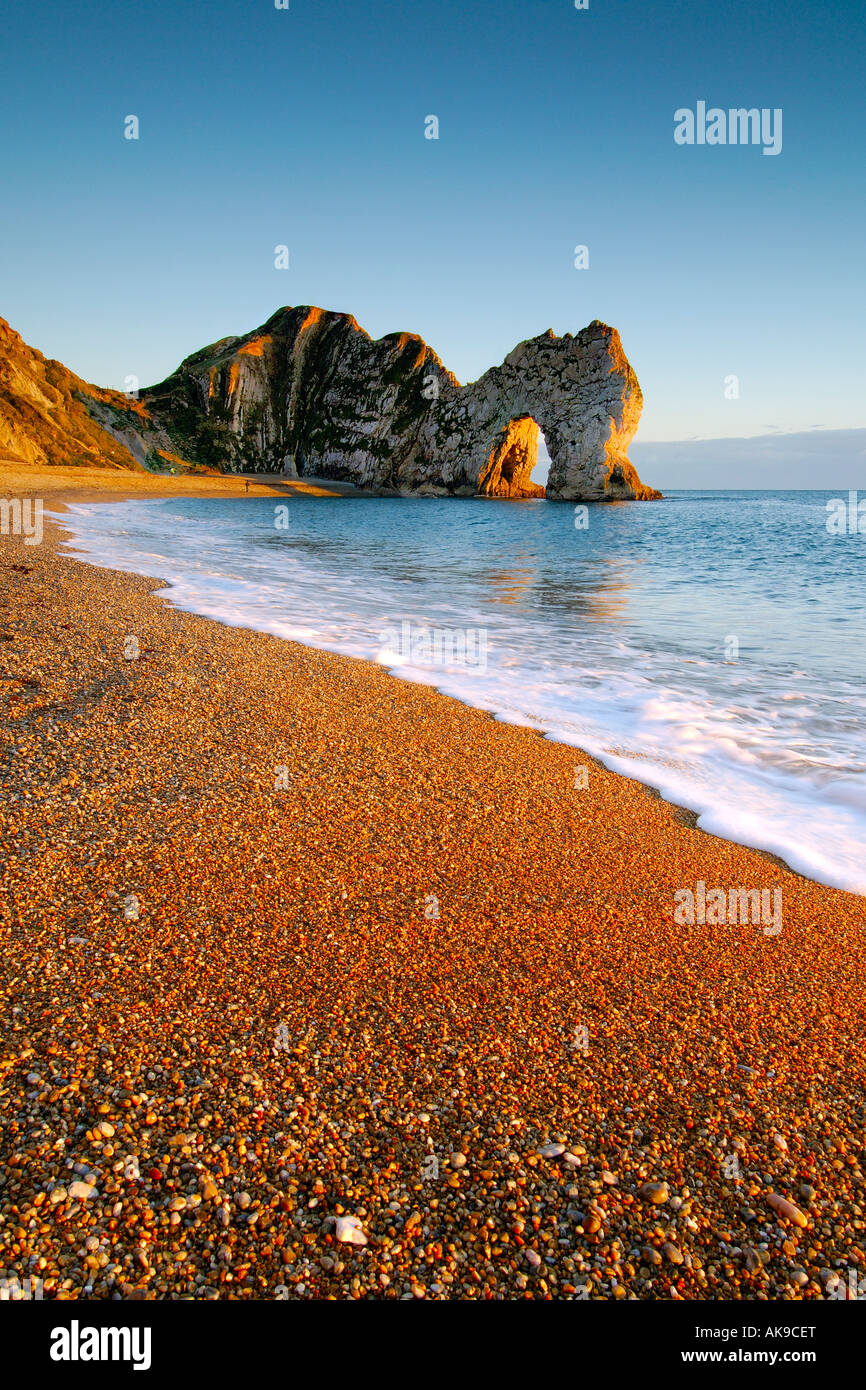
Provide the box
[52,495,866,897]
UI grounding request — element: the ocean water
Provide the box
[54,490,866,896]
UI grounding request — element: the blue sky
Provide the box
[1,0,864,453]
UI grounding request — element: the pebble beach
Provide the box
[1,468,865,1302]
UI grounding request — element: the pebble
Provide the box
[335,1216,368,1247]
[68,1181,97,1201]
[767,1194,808,1228]
[640,1181,670,1205]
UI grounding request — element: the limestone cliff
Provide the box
[0,308,659,501]
[143,307,660,501]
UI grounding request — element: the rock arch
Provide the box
[142,308,660,502]
[426,320,659,501]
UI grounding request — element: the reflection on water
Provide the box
[487,566,535,605]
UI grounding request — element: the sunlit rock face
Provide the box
[477,417,545,499]
[0,317,179,470]
[142,307,660,501]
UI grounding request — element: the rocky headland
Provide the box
[1,309,659,502]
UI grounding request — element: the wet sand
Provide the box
[1,466,864,1301]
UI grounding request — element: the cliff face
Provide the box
[142,306,460,488]
[143,307,660,501]
[0,318,181,471]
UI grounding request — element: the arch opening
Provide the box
[532,430,551,491]
[477,415,547,499]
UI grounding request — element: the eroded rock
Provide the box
[143,307,660,502]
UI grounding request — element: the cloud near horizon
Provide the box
[629,428,866,490]
[531,428,866,491]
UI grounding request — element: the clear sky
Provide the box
[1,0,864,446]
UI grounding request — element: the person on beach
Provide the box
[245,480,250,493]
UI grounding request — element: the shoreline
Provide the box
[46,481,862,900]
[1,466,865,1301]
[51,501,814,896]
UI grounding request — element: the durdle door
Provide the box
[0,308,660,502]
[142,308,661,502]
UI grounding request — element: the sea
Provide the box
[53,489,866,896]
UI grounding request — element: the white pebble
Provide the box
[335,1215,368,1246]
[68,1181,97,1201]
